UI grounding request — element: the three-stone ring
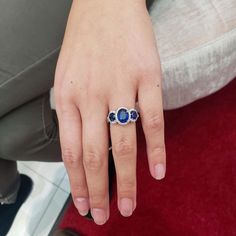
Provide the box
[107,107,139,125]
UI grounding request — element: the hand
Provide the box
[54,0,166,225]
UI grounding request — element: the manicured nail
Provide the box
[154,164,166,180]
[75,198,89,216]
[91,208,107,225]
[120,198,133,217]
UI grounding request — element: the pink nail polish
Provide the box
[154,164,166,180]
[120,198,133,217]
[75,198,89,216]
[91,208,107,225]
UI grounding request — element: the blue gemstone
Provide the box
[109,112,116,122]
[130,110,138,121]
[117,108,129,124]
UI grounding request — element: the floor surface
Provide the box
[7,161,70,236]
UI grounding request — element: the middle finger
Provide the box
[81,102,109,225]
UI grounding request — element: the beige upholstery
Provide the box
[50,0,236,110]
[150,0,236,109]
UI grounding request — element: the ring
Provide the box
[107,107,139,125]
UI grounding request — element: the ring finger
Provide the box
[109,91,137,217]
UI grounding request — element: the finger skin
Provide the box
[56,99,89,216]
[81,104,110,225]
[138,72,166,180]
[109,94,137,217]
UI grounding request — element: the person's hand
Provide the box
[54,0,166,225]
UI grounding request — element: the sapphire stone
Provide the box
[116,108,130,124]
[108,112,116,123]
[130,110,138,121]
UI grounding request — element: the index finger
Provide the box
[56,101,90,216]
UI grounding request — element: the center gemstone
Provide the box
[117,108,130,124]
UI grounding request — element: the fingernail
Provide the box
[75,198,89,216]
[120,198,133,217]
[154,164,166,180]
[92,208,107,225]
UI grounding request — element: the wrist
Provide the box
[75,0,147,11]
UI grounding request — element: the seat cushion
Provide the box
[150,0,236,109]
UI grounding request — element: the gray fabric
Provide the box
[0,0,70,200]
[0,93,62,201]
[0,93,61,162]
[0,0,72,117]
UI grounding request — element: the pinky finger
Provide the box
[138,74,166,180]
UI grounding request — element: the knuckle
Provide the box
[119,179,136,195]
[139,62,161,79]
[145,113,164,131]
[113,139,135,157]
[54,78,74,107]
[90,193,106,206]
[63,148,79,167]
[71,184,87,197]
[54,92,64,107]
[83,151,103,171]
[150,146,166,157]
[54,91,71,115]
[54,83,68,102]
[143,65,159,77]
